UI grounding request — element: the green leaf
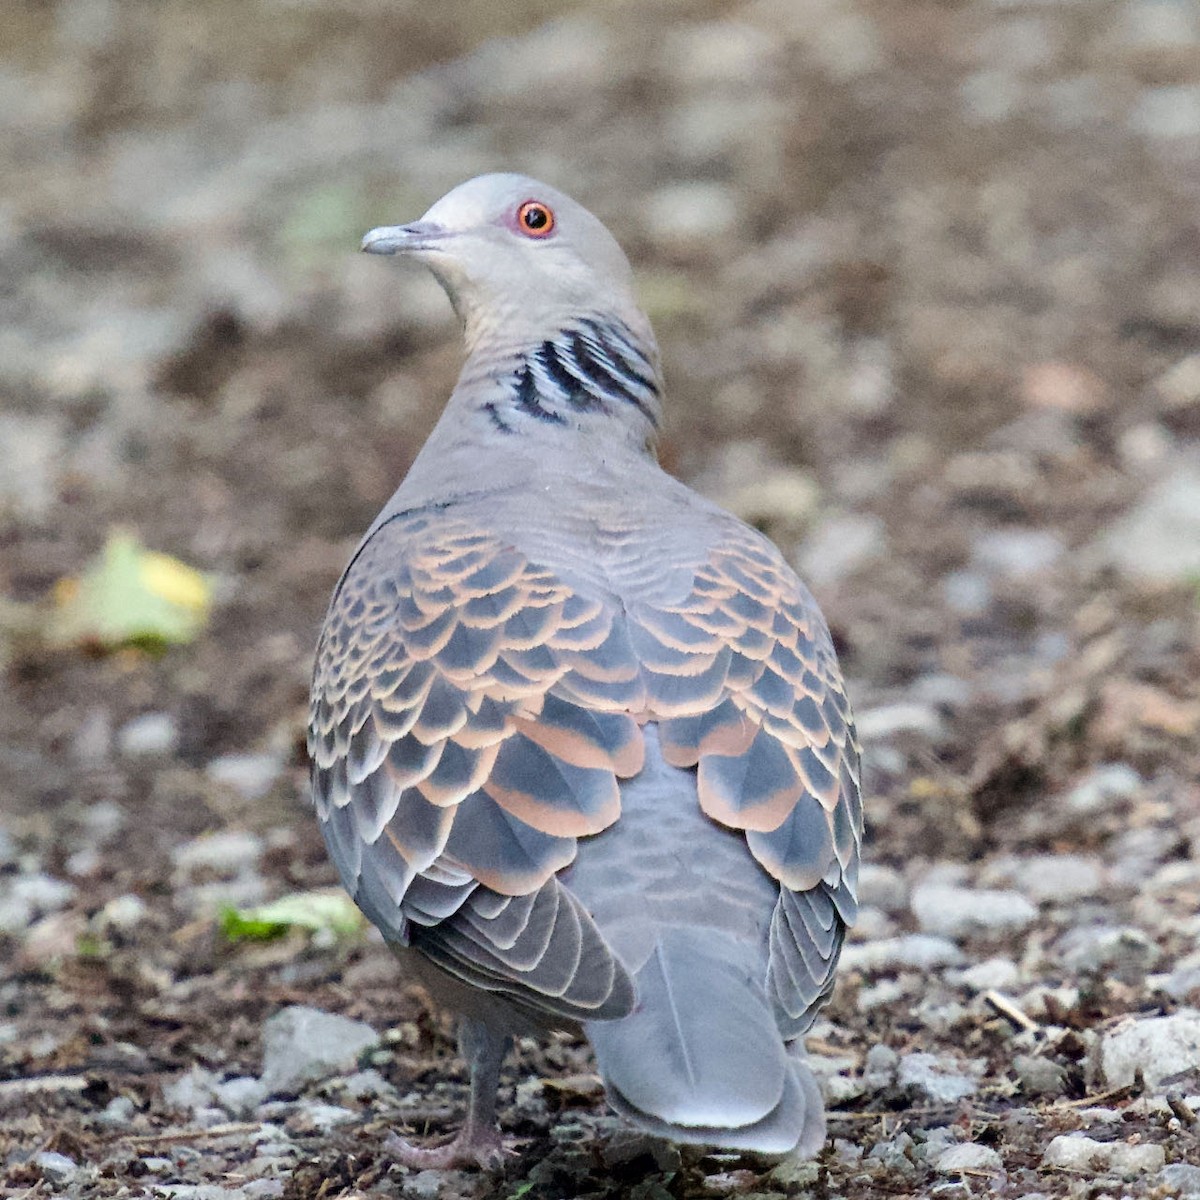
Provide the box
[49,529,212,652]
[219,890,365,943]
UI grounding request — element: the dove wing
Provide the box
[309,505,861,1029]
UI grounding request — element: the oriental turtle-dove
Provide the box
[308,174,863,1168]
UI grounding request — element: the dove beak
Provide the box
[361,222,447,255]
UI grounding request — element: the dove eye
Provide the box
[516,201,555,238]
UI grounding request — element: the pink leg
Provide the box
[386,1018,512,1171]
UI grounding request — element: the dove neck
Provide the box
[448,315,664,450]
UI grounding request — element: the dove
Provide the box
[308,174,862,1169]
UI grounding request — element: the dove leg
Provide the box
[385,1017,512,1170]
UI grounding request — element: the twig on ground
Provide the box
[983,989,1040,1033]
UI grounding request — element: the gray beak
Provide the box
[361,221,446,255]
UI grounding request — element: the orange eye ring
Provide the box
[517,200,555,238]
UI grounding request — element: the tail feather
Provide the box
[586,927,822,1153]
[600,1047,826,1156]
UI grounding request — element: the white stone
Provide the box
[953,957,1020,992]
[1160,1163,1200,1196]
[910,673,973,709]
[646,182,738,251]
[1014,1054,1067,1096]
[98,894,148,932]
[163,1065,219,1114]
[856,863,907,913]
[841,934,965,972]
[1041,1134,1101,1170]
[339,1069,394,1100]
[935,1143,1002,1173]
[1057,925,1161,976]
[961,70,1019,124]
[797,513,886,587]
[243,1182,285,1199]
[0,873,77,934]
[943,570,991,616]
[33,1151,78,1185]
[1043,1133,1164,1175]
[854,702,943,741]
[660,21,775,87]
[1007,854,1104,902]
[857,978,910,1011]
[897,1053,979,1102]
[294,1101,357,1130]
[260,1006,378,1095]
[213,1076,268,1117]
[863,1044,899,1090]
[727,466,821,534]
[172,830,264,877]
[1096,454,1200,582]
[1132,86,1200,139]
[911,883,1037,939]
[97,1095,136,1129]
[118,712,179,757]
[1157,354,1200,410]
[1121,0,1200,50]
[1065,763,1142,812]
[206,753,284,801]
[1100,1011,1200,1090]
[971,528,1064,578]
[0,414,64,520]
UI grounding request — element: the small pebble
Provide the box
[206,752,285,801]
[953,956,1020,992]
[863,1044,899,1090]
[943,570,991,616]
[897,1052,979,1103]
[856,863,907,913]
[339,1068,394,1100]
[797,513,886,586]
[172,830,265,877]
[1057,925,1161,979]
[0,874,77,934]
[854,702,943,741]
[33,1151,78,1185]
[911,883,1036,939]
[1100,1010,1200,1090]
[841,934,965,972]
[1131,85,1200,140]
[163,1065,219,1115]
[405,1171,444,1199]
[98,893,148,932]
[290,1100,357,1131]
[971,528,1064,578]
[1065,763,1142,813]
[935,1142,1001,1174]
[646,182,738,251]
[1042,1133,1165,1175]
[118,712,179,757]
[243,1182,285,1199]
[1014,1054,1067,1097]
[1006,854,1104,903]
[213,1075,268,1117]
[260,1005,378,1095]
[97,1095,137,1129]
[1160,1163,1200,1197]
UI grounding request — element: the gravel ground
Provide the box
[2,1,1200,1197]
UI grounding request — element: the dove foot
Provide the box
[385,1124,510,1171]
[386,1016,512,1171]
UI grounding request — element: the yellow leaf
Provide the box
[49,529,213,652]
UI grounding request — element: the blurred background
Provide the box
[2,0,1199,1195]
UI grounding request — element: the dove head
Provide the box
[362,174,656,363]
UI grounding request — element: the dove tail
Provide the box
[586,925,825,1155]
